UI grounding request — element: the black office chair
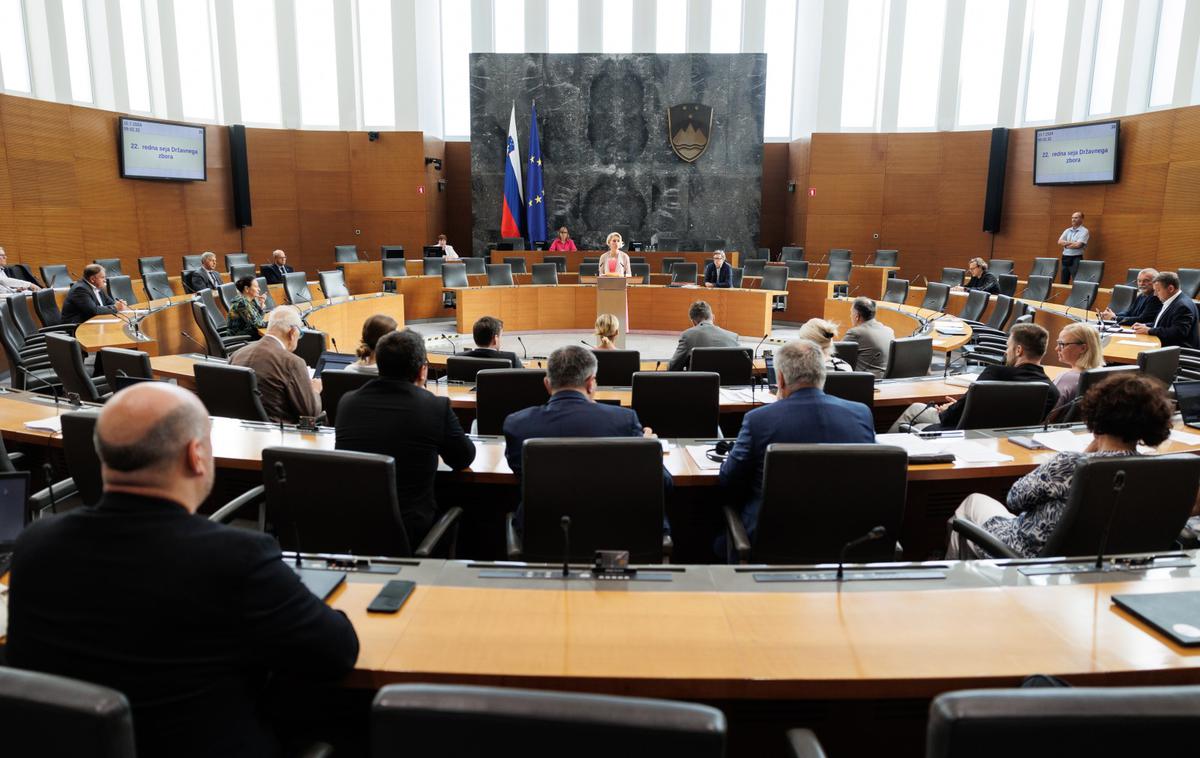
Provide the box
[997,273,1018,297]
[190,301,241,359]
[921,282,950,311]
[631,371,720,438]
[579,263,600,277]
[872,249,898,267]
[822,371,874,408]
[229,263,256,282]
[507,438,668,563]
[7,292,74,345]
[0,310,55,389]
[543,255,567,272]
[318,270,350,300]
[630,262,651,284]
[93,257,124,277]
[724,444,907,564]
[953,454,1200,559]
[940,267,965,287]
[883,277,909,304]
[988,259,1014,276]
[193,362,269,421]
[380,245,405,260]
[502,257,527,274]
[334,244,358,263]
[742,259,767,278]
[655,239,680,252]
[136,255,166,279]
[255,277,277,310]
[181,254,205,274]
[1107,284,1136,315]
[142,271,174,301]
[105,275,135,306]
[759,265,789,311]
[659,256,684,274]
[224,252,249,271]
[1074,259,1105,284]
[690,347,753,386]
[318,369,374,425]
[1138,346,1180,386]
[593,349,640,385]
[461,257,486,275]
[730,267,743,288]
[195,287,236,335]
[423,257,444,277]
[1179,268,1200,299]
[283,272,313,305]
[262,447,462,557]
[1052,366,1139,423]
[45,333,110,403]
[832,341,858,367]
[441,263,470,308]
[781,246,805,261]
[486,263,515,286]
[217,282,239,311]
[1029,257,1058,280]
[956,289,989,322]
[446,355,511,382]
[0,667,136,758]
[372,683,726,758]
[295,329,325,369]
[629,256,647,266]
[671,262,698,284]
[40,264,72,288]
[99,347,153,389]
[1065,280,1099,310]
[967,294,1013,333]
[34,287,68,328]
[954,381,1051,430]
[784,260,809,279]
[380,258,406,291]
[924,685,1200,758]
[884,336,933,379]
[826,259,852,283]
[57,409,101,505]
[829,249,852,262]
[475,368,549,435]
[1022,275,1052,303]
[702,239,725,251]
[501,237,526,250]
[1124,267,1141,286]
[531,263,559,285]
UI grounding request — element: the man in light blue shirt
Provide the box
[1057,211,1089,283]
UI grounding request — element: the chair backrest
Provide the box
[956,381,1051,430]
[1124,267,1141,286]
[196,287,226,327]
[142,270,174,301]
[501,237,526,250]
[1041,454,1200,558]
[753,444,908,563]
[988,259,1014,276]
[1066,366,1141,422]
[579,263,600,277]
[883,277,909,304]
[283,271,312,305]
[689,347,753,386]
[759,265,788,292]
[822,371,874,408]
[927,686,1200,758]
[442,263,470,290]
[1138,346,1180,386]
[318,270,350,299]
[224,252,250,271]
[462,257,486,275]
[181,254,204,272]
[630,263,651,284]
[40,264,71,288]
[380,245,405,259]
[660,256,684,274]
[781,246,805,261]
[1022,275,1052,303]
[1030,257,1058,280]
[475,368,549,435]
[93,258,124,277]
[1179,268,1200,298]
[136,255,165,278]
[255,277,277,310]
[60,409,103,506]
[940,267,965,287]
[0,666,136,758]
[543,255,567,272]
[193,362,269,420]
[872,249,898,267]
[985,294,1014,330]
[218,282,239,311]
[730,267,743,288]
[702,239,725,251]
[1010,300,1033,325]
[1066,280,1099,310]
[884,336,933,379]
[334,244,359,262]
[8,292,44,340]
[671,261,698,284]
[502,257,527,274]
[485,263,514,286]
[521,439,665,562]
[229,263,256,282]
[34,287,64,327]
[921,282,950,311]
[295,329,325,368]
[531,263,559,285]
[423,257,444,276]
[958,289,989,321]
[631,371,720,438]
[592,349,641,386]
[99,347,153,389]
[45,333,104,402]
[997,273,1018,297]
[832,341,859,367]
[655,239,680,252]
[106,275,135,306]
[381,258,407,278]
[446,355,511,382]
[629,256,646,265]
[743,259,767,277]
[371,684,726,757]
[318,369,375,425]
[190,301,229,358]
[829,248,852,262]
[1107,284,1136,315]
[1074,259,1104,284]
[826,259,852,282]
[262,447,413,557]
[784,260,809,279]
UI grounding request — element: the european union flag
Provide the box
[525,102,547,244]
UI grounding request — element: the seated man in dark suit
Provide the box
[335,328,476,543]
[957,257,999,295]
[184,251,224,292]
[60,263,129,324]
[1102,267,1161,325]
[260,248,295,285]
[720,338,875,540]
[7,383,359,758]
[1133,270,1200,348]
[889,323,1060,432]
[461,315,523,368]
[704,250,733,288]
[667,300,741,371]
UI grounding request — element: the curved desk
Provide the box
[1016,299,1162,367]
[823,298,973,352]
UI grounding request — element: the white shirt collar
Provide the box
[265,333,288,349]
[1155,290,1183,326]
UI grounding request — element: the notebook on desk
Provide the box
[1112,591,1200,646]
[293,567,347,600]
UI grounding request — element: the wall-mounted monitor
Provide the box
[118,116,207,181]
[1033,119,1119,186]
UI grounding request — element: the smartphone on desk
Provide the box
[367,580,416,614]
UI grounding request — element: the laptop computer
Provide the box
[313,351,357,379]
[1175,381,1200,429]
[0,471,33,576]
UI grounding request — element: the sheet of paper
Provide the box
[307,367,316,379]
[936,439,1013,463]
[1032,429,1091,453]
[24,416,62,433]
[89,318,121,324]
[945,374,978,387]
[874,433,943,456]
[1117,339,1157,347]
[685,445,724,471]
[1170,429,1200,445]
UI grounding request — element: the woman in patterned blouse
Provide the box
[226,276,267,340]
[947,373,1174,559]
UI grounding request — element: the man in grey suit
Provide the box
[843,296,894,378]
[668,300,741,371]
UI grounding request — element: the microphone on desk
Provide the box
[1045,395,1083,431]
[274,461,303,568]
[865,251,876,266]
[1036,288,1063,312]
[752,334,769,360]
[898,402,941,433]
[330,337,340,354]
[911,273,926,289]
[580,339,593,348]
[840,284,861,300]
[837,526,887,580]
[17,365,64,413]
[560,515,572,578]
[517,335,528,359]
[441,334,457,354]
[1094,470,1127,570]
[180,331,209,360]
[816,252,828,267]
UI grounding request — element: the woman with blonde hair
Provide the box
[1050,322,1103,410]
[594,313,619,349]
[597,232,631,277]
[797,318,851,371]
[347,314,399,374]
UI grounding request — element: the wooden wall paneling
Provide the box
[809,133,887,174]
[883,173,941,216]
[1124,110,1176,165]
[785,137,809,246]
[1156,158,1200,272]
[293,131,350,172]
[1168,107,1200,161]
[351,211,427,262]
[423,135,446,245]
[443,141,472,251]
[885,132,943,174]
[935,213,992,260]
[1102,214,1160,284]
[805,214,883,261]
[759,142,788,252]
[133,180,191,266]
[1001,171,1051,216]
[242,209,300,260]
[1101,162,1168,215]
[297,210,354,273]
[992,213,1051,274]
[246,128,297,211]
[806,172,885,215]
[940,130,992,173]
[881,214,940,281]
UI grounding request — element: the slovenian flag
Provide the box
[525,101,547,244]
[500,103,524,240]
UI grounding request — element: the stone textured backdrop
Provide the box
[469,54,766,256]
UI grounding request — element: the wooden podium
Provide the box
[596,276,629,349]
